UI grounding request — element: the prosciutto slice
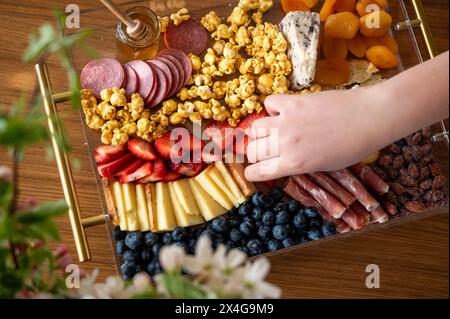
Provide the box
[292,175,347,219]
[341,208,370,230]
[309,172,356,207]
[329,169,380,212]
[350,163,390,194]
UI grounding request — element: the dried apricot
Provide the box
[365,34,398,54]
[366,45,399,69]
[347,33,367,57]
[320,0,337,22]
[324,12,360,39]
[302,0,320,8]
[314,57,351,86]
[360,11,392,37]
[282,0,310,13]
[335,0,356,13]
[322,35,348,59]
[356,0,387,16]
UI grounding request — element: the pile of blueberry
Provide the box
[114,187,337,280]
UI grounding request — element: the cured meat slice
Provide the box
[147,59,173,98]
[158,48,192,87]
[81,58,125,99]
[123,65,139,99]
[153,56,180,98]
[370,205,389,224]
[160,54,185,93]
[146,60,169,108]
[292,175,347,219]
[341,203,370,230]
[309,172,355,207]
[334,219,352,233]
[350,163,390,195]
[125,60,155,100]
[143,63,159,107]
[329,169,380,212]
[164,19,208,56]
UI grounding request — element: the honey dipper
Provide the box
[100,0,149,40]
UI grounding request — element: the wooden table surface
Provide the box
[0,0,448,298]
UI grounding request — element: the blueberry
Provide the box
[194,226,206,239]
[238,202,252,216]
[140,249,152,263]
[123,250,140,262]
[113,228,126,241]
[146,262,156,275]
[255,220,262,228]
[200,229,216,240]
[213,233,224,247]
[239,221,254,237]
[273,202,288,213]
[282,238,295,248]
[304,207,319,218]
[293,213,307,230]
[242,216,254,224]
[229,216,241,228]
[272,225,288,240]
[162,233,173,245]
[187,239,197,253]
[262,196,274,208]
[229,228,243,242]
[252,207,264,220]
[262,211,275,225]
[307,229,323,241]
[152,243,161,257]
[251,191,265,208]
[322,223,337,237]
[270,187,284,201]
[144,232,159,247]
[288,200,301,213]
[116,240,127,256]
[257,225,272,240]
[300,235,310,244]
[225,241,236,251]
[172,228,187,242]
[247,239,264,256]
[309,217,323,229]
[121,261,137,280]
[174,241,188,252]
[267,240,282,252]
[211,216,230,233]
[125,232,143,251]
[276,210,290,225]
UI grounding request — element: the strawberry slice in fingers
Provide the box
[128,139,157,161]
[136,159,168,183]
[119,162,154,184]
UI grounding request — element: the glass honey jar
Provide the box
[115,6,160,62]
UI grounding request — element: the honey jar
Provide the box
[115,6,160,62]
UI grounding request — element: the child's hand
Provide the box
[244,88,386,182]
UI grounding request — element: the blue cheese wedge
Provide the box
[279,12,321,90]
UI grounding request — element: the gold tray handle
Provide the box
[35,63,106,262]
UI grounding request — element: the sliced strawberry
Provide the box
[116,160,144,177]
[204,121,234,151]
[154,132,199,161]
[97,153,136,178]
[154,132,176,159]
[161,170,182,182]
[233,128,249,156]
[118,162,154,184]
[127,139,157,161]
[94,145,128,165]
[169,161,204,177]
[136,159,168,183]
[237,109,269,131]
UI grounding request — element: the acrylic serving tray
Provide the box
[35,0,449,264]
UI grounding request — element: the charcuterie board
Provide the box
[41,0,448,280]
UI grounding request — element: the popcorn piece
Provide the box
[102,120,121,132]
[225,93,242,108]
[159,16,170,33]
[99,102,116,121]
[170,8,190,26]
[238,0,260,11]
[259,0,274,13]
[81,89,93,100]
[227,7,250,26]
[194,74,213,87]
[272,75,290,94]
[223,42,240,59]
[236,75,256,99]
[204,48,218,66]
[201,11,222,32]
[212,24,234,41]
[189,112,203,124]
[170,113,187,125]
[137,118,153,134]
[101,129,113,145]
[212,81,227,99]
[257,73,274,95]
[242,95,262,114]
[161,99,178,115]
[86,111,104,130]
[218,58,237,75]
[235,26,251,47]
[252,11,263,24]
[121,122,138,136]
[213,40,226,55]
[110,88,127,107]
[100,88,113,103]
[189,54,202,72]
[111,129,129,146]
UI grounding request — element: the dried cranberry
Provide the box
[421,127,431,139]
[385,143,402,155]
[392,155,405,169]
[386,167,399,180]
[424,190,445,203]
[405,201,427,213]
[419,167,430,181]
[432,175,446,190]
[391,183,407,195]
[399,195,410,205]
[420,179,433,191]
[407,187,422,197]
[429,162,441,177]
[407,163,419,179]
[372,166,388,181]
[387,191,399,205]
[399,175,418,188]
[407,132,422,146]
[384,202,398,215]
[420,156,433,166]
[379,154,393,167]
[402,147,414,162]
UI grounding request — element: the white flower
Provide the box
[183,236,215,275]
[242,258,281,299]
[132,272,152,291]
[159,245,186,271]
[0,165,12,183]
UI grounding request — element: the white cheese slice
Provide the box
[279,11,321,90]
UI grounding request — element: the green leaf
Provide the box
[78,42,98,59]
[23,23,56,62]
[0,215,15,240]
[0,114,49,148]
[158,273,207,299]
[16,200,68,224]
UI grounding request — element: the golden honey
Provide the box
[115,7,160,62]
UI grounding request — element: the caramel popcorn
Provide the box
[170,8,190,26]
[201,11,222,32]
[159,16,170,33]
[227,7,250,26]
[189,54,202,72]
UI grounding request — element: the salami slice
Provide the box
[125,60,155,100]
[154,56,180,98]
[146,60,169,108]
[146,59,173,98]
[158,49,192,87]
[81,58,125,99]
[123,65,139,99]
[162,54,186,93]
[144,63,159,107]
[164,19,208,56]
